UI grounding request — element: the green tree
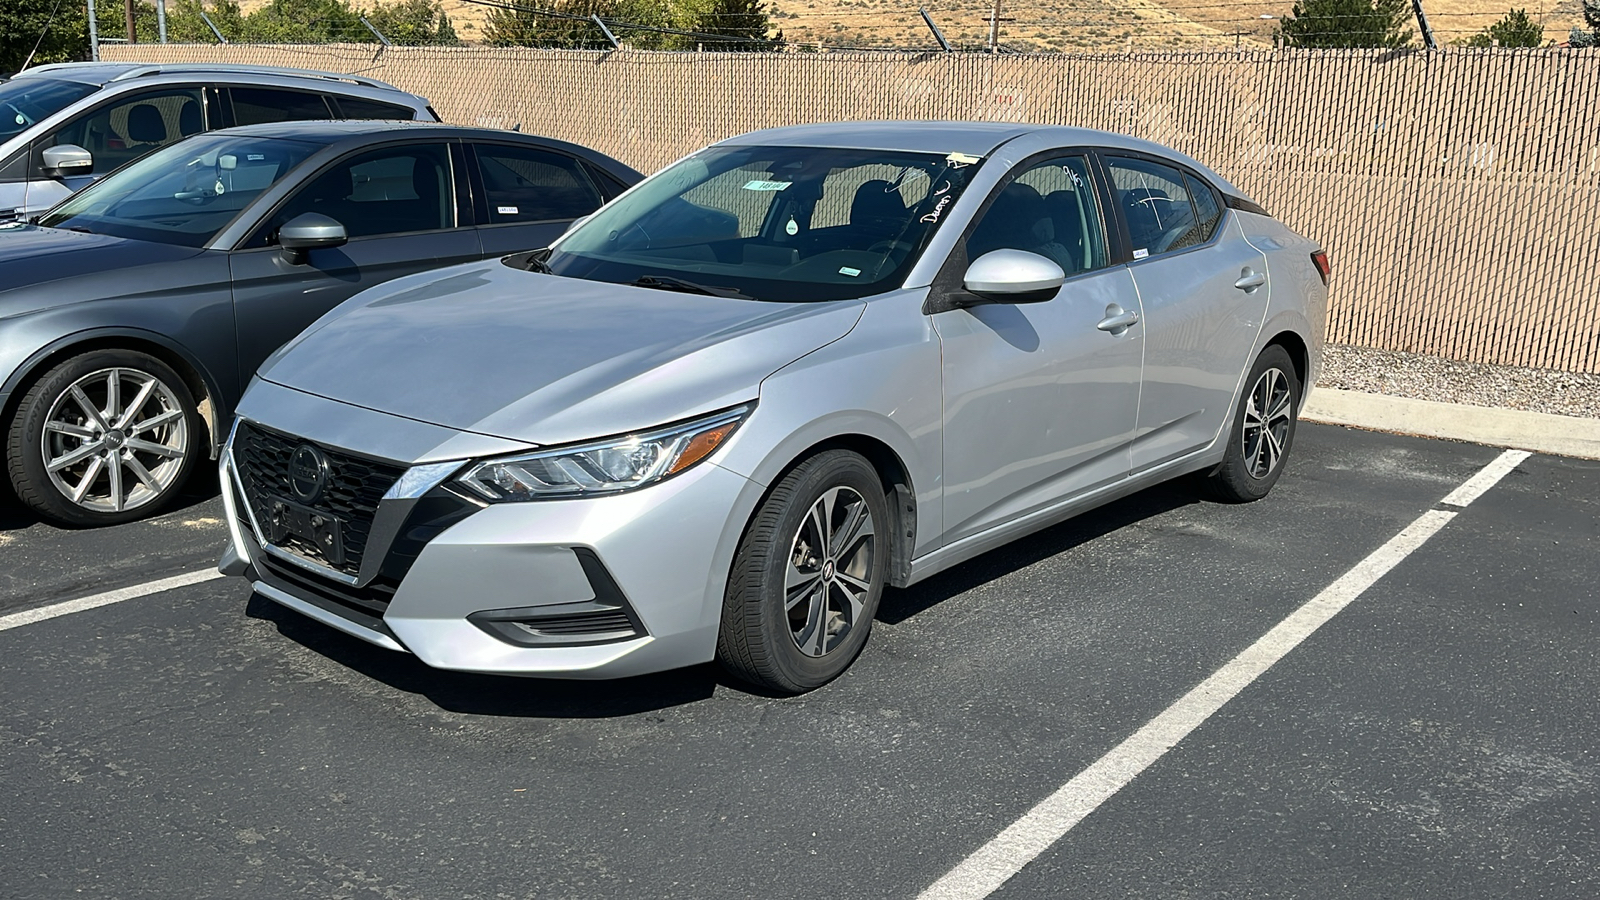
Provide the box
[1,0,91,71]
[240,0,363,42]
[483,0,672,49]
[1280,0,1414,48]
[676,0,781,50]
[364,0,459,44]
[1569,0,1597,45]
[1462,8,1542,46]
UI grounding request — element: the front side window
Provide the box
[965,155,1109,276]
[474,144,602,223]
[255,143,452,244]
[41,88,206,174]
[229,87,333,127]
[1104,156,1220,259]
[544,145,982,302]
[38,133,320,247]
[0,78,99,144]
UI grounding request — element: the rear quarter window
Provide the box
[333,96,417,120]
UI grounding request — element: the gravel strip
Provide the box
[1316,345,1600,420]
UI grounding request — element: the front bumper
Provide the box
[219,416,757,679]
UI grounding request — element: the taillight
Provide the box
[1310,250,1331,286]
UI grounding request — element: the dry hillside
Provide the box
[238,0,1589,50]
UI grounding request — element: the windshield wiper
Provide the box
[629,275,750,300]
[65,226,95,234]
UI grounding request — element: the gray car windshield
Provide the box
[38,133,321,248]
[540,145,981,302]
[0,78,98,143]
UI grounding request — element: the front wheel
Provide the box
[6,350,202,527]
[1203,344,1300,503]
[717,450,891,694]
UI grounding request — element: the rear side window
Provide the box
[334,96,416,120]
[1184,173,1222,248]
[474,144,603,223]
[230,87,333,126]
[1104,156,1217,259]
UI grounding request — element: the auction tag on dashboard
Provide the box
[743,180,792,191]
[498,206,519,215]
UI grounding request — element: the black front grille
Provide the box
[256,554,401,631]
[234,421,405,577]
[521,611,636,636]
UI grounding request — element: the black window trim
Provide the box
[234,136,464,252]
[925,145,1120,316]
[1097,149,1231,268]
[464,139,609,229]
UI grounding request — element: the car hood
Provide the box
[0,223,204,311]
[259,260,866,447]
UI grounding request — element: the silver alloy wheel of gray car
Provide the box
[1241,366,1293,479]
[40,367,189,514]
[785,485,877,658]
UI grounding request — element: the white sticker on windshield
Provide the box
[743,180,792,192]
[1132,248,1149,259]
[498,205,519,215]
[248,154,265,161]
[839,267,861,277]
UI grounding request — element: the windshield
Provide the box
[39,133,321,247]
[542,145,982,302]
[0,78,99,143]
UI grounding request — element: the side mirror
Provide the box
[41,144,94,178]
[962,249,1066,305]
[278,213,347,265]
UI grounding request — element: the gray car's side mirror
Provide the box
[278,213,348,265]
[41,144,94,178]
[962,249,1067,305]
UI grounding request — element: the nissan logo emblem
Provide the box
[288,444,329,503]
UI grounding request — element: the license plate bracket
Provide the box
[265,495,346,567]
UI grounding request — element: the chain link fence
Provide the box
[104,43,1600,373]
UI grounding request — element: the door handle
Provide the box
[1096,304,1139,336]
[1235,267,1267,292]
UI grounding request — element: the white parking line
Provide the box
[0,569,224,634]
[918,448,1532,900]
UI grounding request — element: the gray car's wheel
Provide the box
[718,450,891,694]
[1203,343,1299,504]
[6,350,201,527]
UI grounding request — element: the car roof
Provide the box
[12,62,408,94]
[720,120,1203,160]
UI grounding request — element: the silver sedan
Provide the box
[219,121,1328,694]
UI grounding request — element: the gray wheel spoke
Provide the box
[785,566,822,612]
[70,456,105,504]
[128,408,182,435]
[124,437,183,459]
[45,420,97,440]
[802,584,828,656]
[106,369,121,428]
[115,378,158,431]
[832,499,874,560]
[46,440,105,473]
[69,385,110,431]
[124,454,163,493]
[107,452,125,512]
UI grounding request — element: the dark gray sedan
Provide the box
[0,120,642,526]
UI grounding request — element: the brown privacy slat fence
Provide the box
[103,43,1600,373]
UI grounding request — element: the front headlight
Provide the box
[457,405,751,502]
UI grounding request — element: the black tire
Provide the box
[1202,344,1300,504]
[717,450,891,694]
[6,349,202,527]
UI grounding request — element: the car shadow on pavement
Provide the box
[246,592,724,717]
[877,479,1200,625]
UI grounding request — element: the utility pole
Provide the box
[87,0,101,60]
[124,0,137,43]
[987,0,1002,52]
[157,0,168,42]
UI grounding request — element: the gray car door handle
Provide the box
[1235,268,1267,291]
[1096,305,1139,335]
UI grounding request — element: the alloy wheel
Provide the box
[1241,367,1292,479]
[40,367,189,514]
[784,485,877,658]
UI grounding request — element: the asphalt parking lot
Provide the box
[2,422,1596,899]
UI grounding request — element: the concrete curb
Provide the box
[1303,387,1600,461]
